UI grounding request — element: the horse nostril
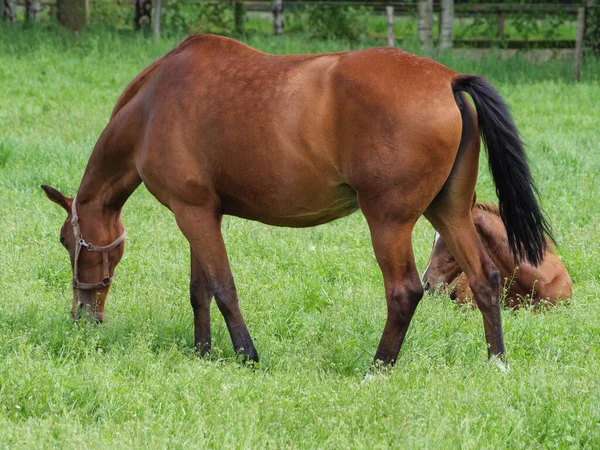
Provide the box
[423,280,432,292]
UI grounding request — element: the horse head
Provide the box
[422,231,462,295]
[41,185,126,322]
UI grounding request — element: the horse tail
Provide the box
[452,74,552,266]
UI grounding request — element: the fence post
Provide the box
[134,0,152,31]
[386,5,395,47]
[497,11,505,40]
[586,0,599,56]
[153,0,162,42]
[574,6,585,82]
[440,0,454,49]
[233,0,245,34]
[272,0,284,35]
[418,0,433,50]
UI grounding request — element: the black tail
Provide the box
[452,75,552,266]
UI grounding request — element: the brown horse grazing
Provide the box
[41,34,552,366]
[423,199,572,308]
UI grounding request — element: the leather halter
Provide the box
[71,196,126,290]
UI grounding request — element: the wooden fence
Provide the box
[10,1,592,80]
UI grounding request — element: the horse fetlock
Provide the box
[228,324,259,363]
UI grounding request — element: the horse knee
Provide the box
[189,279,204,307]
[387,280,424,322]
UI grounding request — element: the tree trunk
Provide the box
[272,0,284,35]
[3,0,16,22]
[26,0,41,22]
[417,0,433,47]
[439,0,454,49]
[134,0,152,30]
[57,0,88,31]
[153,0,161,42]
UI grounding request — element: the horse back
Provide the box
[121,35,464,226]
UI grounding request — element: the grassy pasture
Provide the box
[1,26,599,448]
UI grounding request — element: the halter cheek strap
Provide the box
[71,196,126,290]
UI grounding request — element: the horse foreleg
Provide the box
[174,204,258,363]
[190,248,213,356]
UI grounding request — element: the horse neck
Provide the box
[75,138,141,239]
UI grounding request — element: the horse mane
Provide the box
[110,34,204,119]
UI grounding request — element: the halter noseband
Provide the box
[71,196,126,290]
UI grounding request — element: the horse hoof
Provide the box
[361,373,376,384]
[489,355,511,373]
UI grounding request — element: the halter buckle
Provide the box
[78,238,91,250]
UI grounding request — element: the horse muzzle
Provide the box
[72,290,106,323]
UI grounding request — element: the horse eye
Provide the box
[60,236,66,247]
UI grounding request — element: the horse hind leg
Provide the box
[360,196,424,366]
[373,222,423,365]
[426,209,505,358]
[424,141,506,357]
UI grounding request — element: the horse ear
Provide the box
[41,185,72,212]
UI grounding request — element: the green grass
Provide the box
[1,25,599,448]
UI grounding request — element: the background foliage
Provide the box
[306,5,371,40]
[19,0,579,46]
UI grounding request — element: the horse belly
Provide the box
[143,47,359,226]
[219,178,359,227]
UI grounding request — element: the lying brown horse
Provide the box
[423,199,571,308]
[42,34,552,365]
